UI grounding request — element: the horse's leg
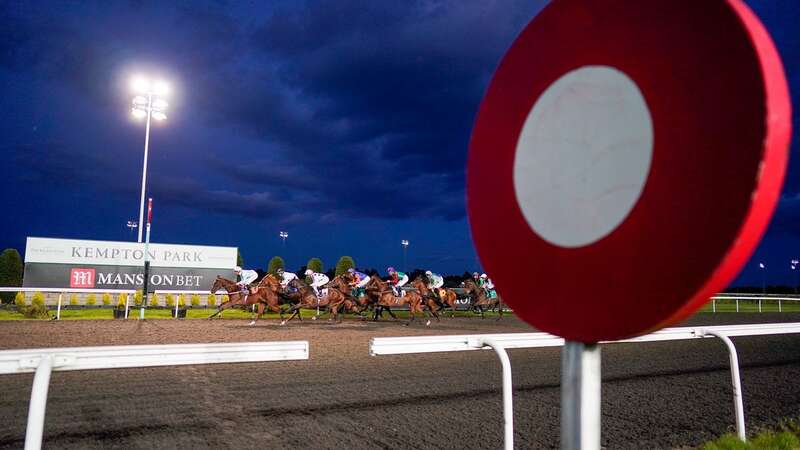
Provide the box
[496,301,504,321]
[250,302,266,326]
[429,300,441,322]
[282,305,301,325]
[208,299,234,319]
[385,307,397,320]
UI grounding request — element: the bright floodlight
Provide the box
[759,263,765,269]
[133,96,147,106]
[131,77,150,93]
[152,98,168,110]
[153,80,169,96]
[401,240,409,246]
[131,108,146,118]
[151,111,167,121]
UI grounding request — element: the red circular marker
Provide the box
[468,0,792,342]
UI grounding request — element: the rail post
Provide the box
[779,299,782,312]
[56,294,62,321]
[124,295,130,319]
[562,341,601,450]
[24,355,53,450]
[712,298,716,313]
[471,338,514,450]
[736,299,739,312]
[701,329,746,441]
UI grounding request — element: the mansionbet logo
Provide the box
[70,268,96,288]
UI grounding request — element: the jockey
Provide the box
[425,270,444,290]
[276,268,298,289]
[347,268,370,296]
[481,273,497,298]
[234,266,258,293]
[387,267,408,296]
[305,269,329,297]
[472,272,481,286]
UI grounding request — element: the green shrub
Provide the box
[191,294,200,307]
[267,256,285,275]
[0,249,23,303]
[134,290,143,306]
[86,293,97,305]
[69,293,79,305]
[335,256,356,276]
[102,293,111,305]
[32,292,45,306]
[307,257,324,274]
[149,294,159,307]
[207,294,217,307]
[165,294,175,307]
[117,293,127,309]
[17,292,48,319]
[178,294,186,307]
[14,292,26,307]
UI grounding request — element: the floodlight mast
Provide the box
[130,77,168,243]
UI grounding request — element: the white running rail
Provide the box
[371,323,800,449]
[0,341,309,450]
[710,294,800,313]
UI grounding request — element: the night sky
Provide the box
[1,1,798,286]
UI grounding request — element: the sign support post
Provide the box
[562,341,601,450]
[140,198,152,320]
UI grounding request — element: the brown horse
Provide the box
[409,277,442,322]
[463,279,504,320]
[361,275,398,321]
[364,276,433,326]
[281,278,348,325]
[437,287,459,317]
[207,276,284,325]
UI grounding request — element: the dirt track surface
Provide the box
[0,314,799,449]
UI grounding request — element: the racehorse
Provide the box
[207,276,284,325]
[436,287,459,317]
[462,279,504,320]
[409,277,443,321]
[364,276,434,326]
[281,278,348,325]
[323,273,362,319]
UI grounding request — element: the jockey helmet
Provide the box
[276,268,284,274]
[481,273,488,279]
[347,268,355,273]
[472,272,479,277]
[425,270,432,276]
[304,269,313,276]
[387,267,396,273]
[234,266,242,273]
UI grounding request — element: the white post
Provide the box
[174,295,179,319]
[56,294,62,321]
[779,300,782,312]
[478,338,514,450]
[124,295,130,319]
[702,330,746,441]
[712,298,716,313]
[736,299,739,312]
[562,341,601,450]
[24,355,53,450]
[136,93,152,243]
[758,299,762,313]
[141,221,151,320]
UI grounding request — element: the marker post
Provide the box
[140,198,152,320]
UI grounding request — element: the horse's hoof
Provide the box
[312,316,318,321]
[425,320,431,326]
[280,320,286,326]
[248,321,256,326]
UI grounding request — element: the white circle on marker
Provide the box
[513,65,653,248]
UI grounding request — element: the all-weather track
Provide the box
[0,314,799,449]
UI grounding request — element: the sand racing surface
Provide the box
[1,313,799,449]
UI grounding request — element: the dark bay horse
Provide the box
[208,276,284,325]
[463,279,504,320]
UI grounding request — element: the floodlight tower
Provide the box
[130,76,169,243]
[791,260,798,294]
[401,240,409,272]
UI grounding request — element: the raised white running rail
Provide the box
[0,341,309,450]
[371,323,800,450]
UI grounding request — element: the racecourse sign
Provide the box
[23,237,237,291]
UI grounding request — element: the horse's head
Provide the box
[210,276,225,293]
